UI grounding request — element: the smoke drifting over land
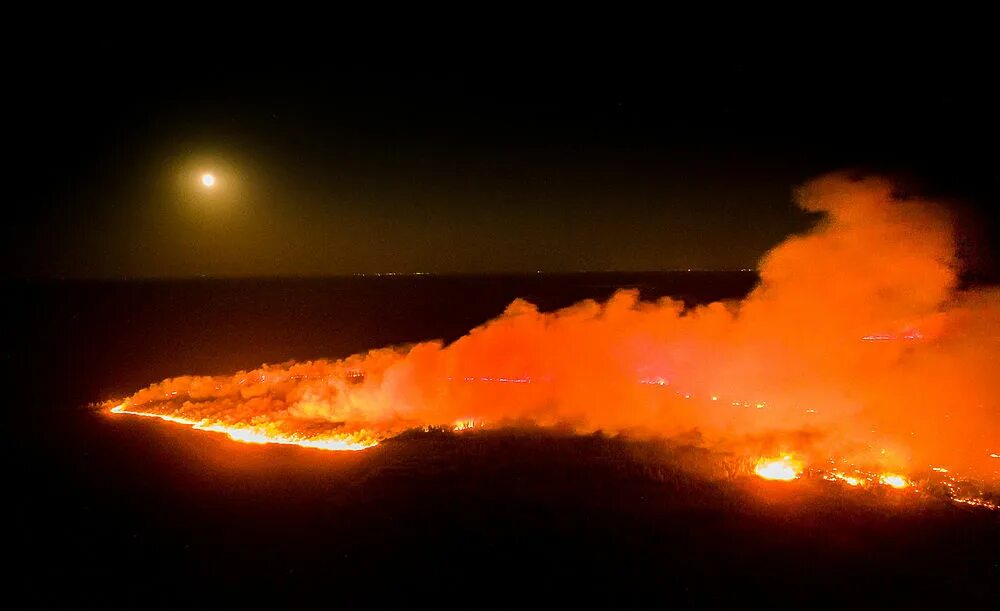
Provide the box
[110,174,999,478]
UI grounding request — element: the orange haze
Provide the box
[109,174,1000,479]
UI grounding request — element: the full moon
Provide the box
[201,173,216,187]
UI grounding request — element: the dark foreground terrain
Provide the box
[10,274,999,608]
[15,417,1000,608]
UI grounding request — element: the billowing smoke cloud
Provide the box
[111,174,999,478]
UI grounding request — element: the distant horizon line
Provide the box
[12,269,761,282]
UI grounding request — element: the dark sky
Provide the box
[7,35,999,278]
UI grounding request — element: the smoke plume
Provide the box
[110,174,1000,478]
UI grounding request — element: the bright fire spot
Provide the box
[754,455,803,481]
[109,403,376,451]
[201,173,216,187]
[879,473,909,489]
[452,418,481,431]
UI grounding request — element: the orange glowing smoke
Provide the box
[105,173,1000,484]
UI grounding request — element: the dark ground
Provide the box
[9,274,999,608]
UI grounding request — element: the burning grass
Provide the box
[103,173,1000,509]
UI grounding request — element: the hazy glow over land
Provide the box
[107,174,999,508]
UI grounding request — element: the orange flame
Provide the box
[109,403,377,451]
[452,418,483,431]
[879,473,909,489]
[754,455,804,481]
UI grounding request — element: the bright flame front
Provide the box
[110,403,377,451]
[879,473,909,489]
[754,455,803,481]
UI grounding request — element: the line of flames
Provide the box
[755,456,910,488]
[108,403,996,510]
[753,455,998,510]
[109,403,378,451]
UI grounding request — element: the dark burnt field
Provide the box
[19,414,999,608]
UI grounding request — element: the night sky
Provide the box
[8,37,998,279]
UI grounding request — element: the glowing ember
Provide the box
[952,496,999,510]
[824,470,863,486]
[754,455,803,481]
